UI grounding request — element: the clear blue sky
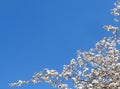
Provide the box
[0,0,115,89]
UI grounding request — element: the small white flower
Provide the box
[58,84,68,89]
[109,83,117,88]
[92,80,99,84]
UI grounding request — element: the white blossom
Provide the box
[9,0,120,89]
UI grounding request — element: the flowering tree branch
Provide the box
[9,0,120,89]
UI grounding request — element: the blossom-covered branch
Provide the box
[9,0,120,89]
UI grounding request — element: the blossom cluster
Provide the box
[111,0,120,22]
[9,0,120,89]
[103,0,120,34]
[9,35,120,89]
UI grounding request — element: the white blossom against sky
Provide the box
[0,0,118,89]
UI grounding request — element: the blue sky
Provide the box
[0,0,116,89]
